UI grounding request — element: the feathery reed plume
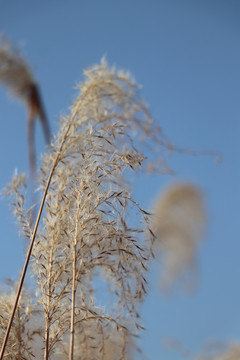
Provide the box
[2,59,166,359]
[0,35,51,179]
[151,183,206,292]
[32,59,153,359]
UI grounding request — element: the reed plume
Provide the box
[151,183,206,292]
[1,50,210,359]
[2,59,162,359]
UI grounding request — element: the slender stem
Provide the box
[69,182,84,360]
[44,317,50,360]
[44,242,53,360]
[16,306,22,359]
[69,243,77,360]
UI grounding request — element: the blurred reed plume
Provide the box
[0,35,51,179]
[195,344,240,360]
[151,183,206,292]
[0,36,33,101]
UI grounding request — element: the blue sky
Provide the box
[0,1,239,359]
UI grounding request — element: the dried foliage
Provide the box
[151,183,206,292]
[1,59,164,359]
[31,59,155,359]
[1,52,216,360]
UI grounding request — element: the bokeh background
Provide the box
[0,1,239,359]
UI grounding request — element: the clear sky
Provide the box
[0,1,239,359]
